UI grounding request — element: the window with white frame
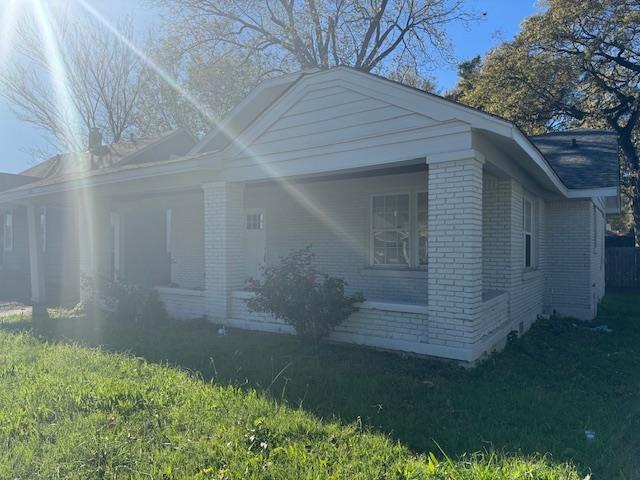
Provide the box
[523,196,535,268]
[3,212,13,252]
[371,192,427,268]
[246,212,264,230]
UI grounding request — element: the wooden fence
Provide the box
[606,247,640,290]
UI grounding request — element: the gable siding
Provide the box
[244,84,437,161]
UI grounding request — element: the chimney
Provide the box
[88,127,103,153]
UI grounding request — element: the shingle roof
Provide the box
[529,129,619,190]
[18,129,195,180]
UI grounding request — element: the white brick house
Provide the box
[0,68,619,362]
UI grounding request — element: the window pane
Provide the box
[373,197,385,228]
[385,195,396,213]
[396,194,409,211]
[418,229,428,266]
[417,192,427,229]
[371,194,411,266]
[396,211,410,229]
[525,234,532,267]
[400,230,410,265]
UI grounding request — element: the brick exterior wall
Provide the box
[426,156,485,356]
[482,175,511,291]
[203,182,245,320]
[157,287,206,320]
[229,162,602,361]
[544,198,602,319]
[229,291,432,354]
[507,182,546,333]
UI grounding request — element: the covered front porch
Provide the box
[195,154,514,361]
[14,149,515,361]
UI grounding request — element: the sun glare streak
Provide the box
[31,0,83,149]
[0,0,22,65]
[75,0,363,253]
[30,0,99,306]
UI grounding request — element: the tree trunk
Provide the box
[633,174,640,246]
[616,130,640,246]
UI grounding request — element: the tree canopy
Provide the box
[151,0,475,74]
[452,0,640,237]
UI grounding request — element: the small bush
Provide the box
[246,246,364,343]
[81,276,168,325]
[139,289,169,325]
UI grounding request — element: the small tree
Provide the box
[246,247,363,344]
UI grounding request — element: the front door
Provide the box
[244,209,266,282]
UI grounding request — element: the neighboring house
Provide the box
[0,68,619,362]
[0,129,196,305]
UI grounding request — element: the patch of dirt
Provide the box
[0,302,31,318]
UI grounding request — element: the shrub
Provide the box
[246,246,364,343]
[80,276,168,325]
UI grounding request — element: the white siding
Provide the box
[248,84,438,159]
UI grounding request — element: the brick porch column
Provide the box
[203,182,244,321]
[426,151,484,359]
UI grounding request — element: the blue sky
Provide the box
[0,0,540,174]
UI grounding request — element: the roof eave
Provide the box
[0,157,215,204]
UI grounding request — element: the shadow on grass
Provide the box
[2,292,639,479]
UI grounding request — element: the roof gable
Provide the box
[211,68,619,197]
[220,68,481,163]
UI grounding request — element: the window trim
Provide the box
[3,211,13,253]
[522,195,535,269]
[369,191,427,269]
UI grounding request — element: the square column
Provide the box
[26,204,46,305]
[76,201,111,302]
[426,151,484,358]
[203,182,245,321]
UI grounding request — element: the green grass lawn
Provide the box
[1,293,638,478]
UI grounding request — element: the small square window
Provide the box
[246,213,264,230]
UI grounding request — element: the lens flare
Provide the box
[29,0,98,309]
[0,0,21,65]
[75,0,363,253]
